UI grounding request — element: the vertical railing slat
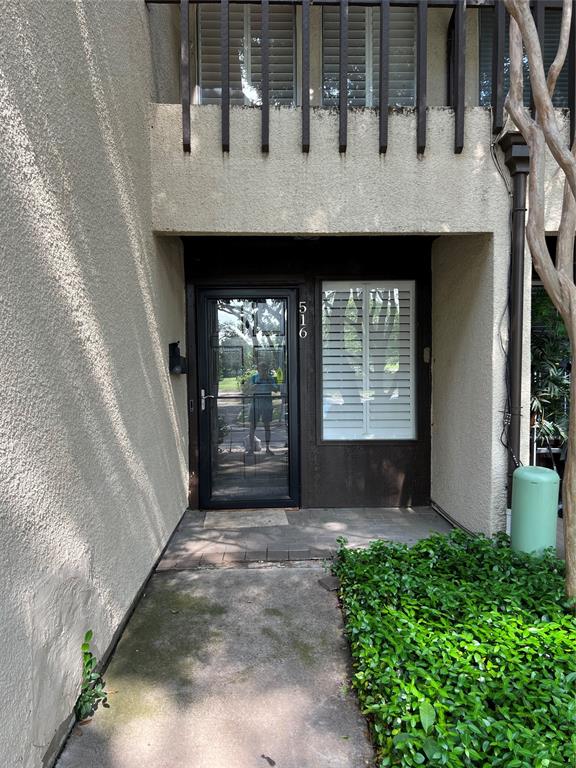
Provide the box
[302,0,310,152]
[339,0,348,153]
[221,0,230,152]
[261,0,270,153]
[492,0,505,134]
[379,0,390,153]
[570,0,576,146]
[454,0,465,154]
[180,0,191,152]
[416,0,427,154]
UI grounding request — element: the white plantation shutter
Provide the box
[198,5,244,105]
[250,7,296,105]
[322,7,416,107]
[322,281,415,441]
[388,9,417,107]
[198,4,295,106]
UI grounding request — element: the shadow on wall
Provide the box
[0,1,187,765]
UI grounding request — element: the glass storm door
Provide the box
[197,289,299,508]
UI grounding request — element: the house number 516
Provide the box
[299,301,308,339]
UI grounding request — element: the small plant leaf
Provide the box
[423,736,442,760]
[393,733,415,746]
[75,631,109,722]
[419,701,436,734]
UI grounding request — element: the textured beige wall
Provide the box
[431,231,532,535]
[149,4,181,104]
[152,107,508,234]
[0,2,187,767]
[431,235,506,535]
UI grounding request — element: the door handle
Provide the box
[201,389,215,411]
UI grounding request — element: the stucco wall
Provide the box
[149,3,181,104]
[152,107,509,234]
[0,3,187,767]
[431,235,508,535]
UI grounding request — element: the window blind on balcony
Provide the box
[478,7,568,108]
[198,4,295,106]
[322,7,416,107]
[322,281,416,441]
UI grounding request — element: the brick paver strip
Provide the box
[244,551,267,561]
[289,549,311,561]
[309,548,333,559]
[156,555,203,571]
[223,552,246,563]
[202,553,225,565]
[267,550,289,561]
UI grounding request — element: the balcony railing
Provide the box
[147,0,576,155]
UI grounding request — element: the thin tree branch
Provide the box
[557,171,576,283]
[526,130,564,307]
[504,11,535,140]
[506,0,576,204]
[504,4,563,305]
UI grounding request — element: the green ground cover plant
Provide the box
[75,630,109,722]
[333,531,576,767]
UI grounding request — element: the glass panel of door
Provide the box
[198,292,296,506]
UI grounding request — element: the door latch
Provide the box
[200,389,215,411]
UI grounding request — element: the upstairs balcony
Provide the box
[146,0,572,235]
[147,0,576,154]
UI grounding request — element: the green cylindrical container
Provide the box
[511,466,559,554]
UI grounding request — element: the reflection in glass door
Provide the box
[197,290,298,507]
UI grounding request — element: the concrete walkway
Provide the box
[159,506,453,569]
[56,506,567,768]
[57,566,374,768]
[56,507,453,768]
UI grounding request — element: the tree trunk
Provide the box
[563,331,576,602]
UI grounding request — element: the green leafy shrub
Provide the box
[531,286,570,447]
[333,531,576,767]
[74,630,109,721]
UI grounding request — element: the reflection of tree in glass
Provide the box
[217,299,286,380]
[370,288,400,368]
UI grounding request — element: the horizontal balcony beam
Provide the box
[147,0,567,7]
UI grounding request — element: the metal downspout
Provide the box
[499,133,530,504]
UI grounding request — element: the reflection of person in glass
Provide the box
[247,363,278,455]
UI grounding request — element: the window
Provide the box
[198,4,296,106]
[479,8,568,108]
[322,7,416,107]
[321,281,416,441]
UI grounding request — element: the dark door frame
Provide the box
[184,236,433,510]
[195,287,300,509]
